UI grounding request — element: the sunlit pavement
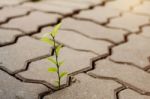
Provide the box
[0,0,150,99]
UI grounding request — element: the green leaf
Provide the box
[48,67,57,72]
[51,23,61,37]
[41,37,54,45]
[58,61,64,66]
[47,57,57,65]
[56,45,62,56]
[60,72,68,79]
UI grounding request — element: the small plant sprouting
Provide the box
[41,23,68,89]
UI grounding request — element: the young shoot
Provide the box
[41,23,68,89]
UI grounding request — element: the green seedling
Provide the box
[41,23,68,89]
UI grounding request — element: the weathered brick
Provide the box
[108,13,149,32]
[0,28,22,45]
[119,89,150,99]
[0,0,27,5]
[44,74,121,99]
[0,6,31,23]
[74,6,121,24]
[34,26,111,55]
[89,59,150,93]
[19,47,96,86]
[2,11,61,33]
[106,0,141,11]
[0,70,49,99]
[133,1,150,15]
[0,36,51,72]
[61,18,127,43]
[140,26,150,38]
[110,34,150,68]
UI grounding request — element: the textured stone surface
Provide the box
[59,0,104,5]
[74,6,121,24]
[0,0,27,5]
[61,18,127,43]
[0,28,22,45]
[108,13,149,32]
[110,34,150,68]
[140,26,150,38]
[119,89,150,99]
[34,27,111,55]
[1,0,150,98]
[44,74,121,99]
[0,70,49,99]
[0,6,31,23]
[89,59,150,93]
[133,1,150,15]
[19,47,96,85]
[106,0,141,11]
[43,0,90,9]
[0,36,51,72]
[22,2,75,14]
[2,11,61,33]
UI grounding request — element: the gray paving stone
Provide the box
[0,0,27,6]
[61,18,127,43]
[0,36,51,72]
[110,34,150,68]
[119,89,150,99]
[19,47,96,86]
[108,13,149,32]
[0,28,22,45]
[34,27,111,55]
[140,26,150,38]
[106,0,141,11]
[133,1,150,15]
[0,70,49,99]
[89,59,150,93]
[44,74,121,99]
[0,6,31,23]
[0,4,3,7]
[22,2,75,15]
[74,6,121,24]
[41,0,90,9]
[67,0,104,4]
[2,11,61,33]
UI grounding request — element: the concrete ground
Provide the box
[0,0,150,99]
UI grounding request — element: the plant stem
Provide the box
[51,35,61,88]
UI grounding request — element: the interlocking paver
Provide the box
[0,28,22,45]
[140,26,150,38]
[44,74,121,99]
[110,34,150,68]
[67,0,104,4]
[1,0,150,98]
[19,47,96,86]
[105,0,141,11]
[0,36,51,72]
[22,2,76,14]
[133,1,150,15]
[108,13,149,32]
[0,70,49,99]
[2,11,61,33]
[0,0,27,6]
[119,89,150,99]
[74,6,121,24]
[89,59,150,93]
[42,0,89,9]
[61,18,127,43]
[34,27,111,55]
[0,6,31,23]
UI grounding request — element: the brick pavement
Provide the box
[0,0,150,99]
